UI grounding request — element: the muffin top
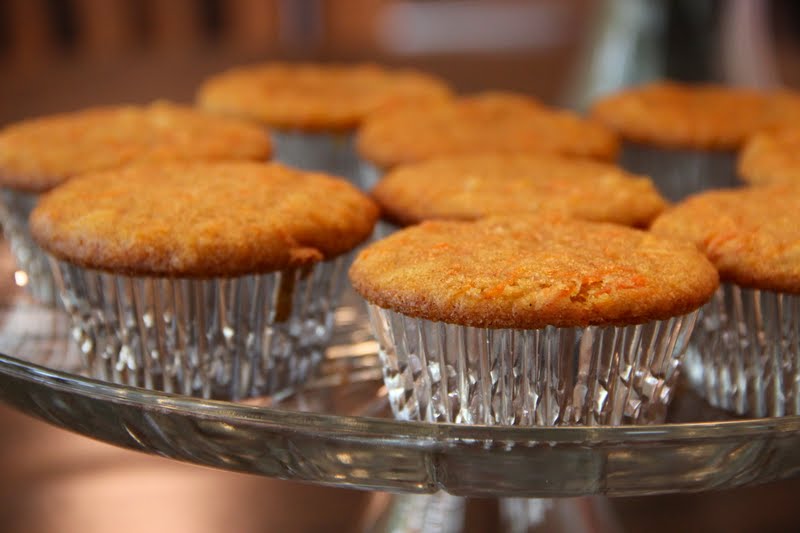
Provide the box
[357,92,619,169]
[0,102,272,194]
[372,154,667,227]
[739,127,800,186]
[590,81,767,150]
[196,62,452,132]
[650,185,800,293]
[761,89,800,130]
[350,216,718,328]
[31,162,378,277]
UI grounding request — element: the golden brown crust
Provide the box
[31,162,379,277]
[349,216,718,328]
[590,82,767,150]
[0,102,273,193]
[737,90,800,185]
[356,92,619,169]
[196,62,452,132]
[650,186,800,293]
[739,128,800,186]
[372,154,667,227]
[761,89,800,130]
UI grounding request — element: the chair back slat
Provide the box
[222,0,279,53]
[4,0,58,70]
[72,0,139,59]
[147,0,205,53]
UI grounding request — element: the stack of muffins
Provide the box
[197,63,451,186]
[0,97,383,399]
[1,62,798,426]
[590,83,800,418]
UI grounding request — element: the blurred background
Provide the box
[1,1,800,532]
[1,0,799,124]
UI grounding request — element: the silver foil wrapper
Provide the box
[51,256,348,400]
[0,189,57,304]
[620,143,737,202]
[686,284,800,417]
[271,129,366,188]
[357,161,404,241]
[368,305,699,426]
[358,160,384,192]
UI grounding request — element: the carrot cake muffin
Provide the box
[32,161,378,399]
[372,154,667,228]
[0,102,272,303]
[197,62,452,184]
[735,89,800,186]
[739,127,800,186]
[357,92,619,188]
[590,81,766,200]
[651,185,800,416]
[351,215,717,425]
[761,89,800,130]
[0,102,272,193]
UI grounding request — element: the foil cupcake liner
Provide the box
[686,284,800,417]
[271,130,366,188]
[0,189,57,304]
[382,493,465,533]
[620,143,737,202]
[500,498,553,532]
[357,161,404,242]
[368,305,699,426]
[50,256,348,400]
[358,160,384,192]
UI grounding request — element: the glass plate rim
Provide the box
[3,351,799,446]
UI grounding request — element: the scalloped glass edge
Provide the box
[6,350,800,498]
[2,350,798,444]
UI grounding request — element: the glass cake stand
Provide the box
[2,251,800,531]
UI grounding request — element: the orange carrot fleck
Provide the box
[482,283,506,298]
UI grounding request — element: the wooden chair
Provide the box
[1,0,283,73]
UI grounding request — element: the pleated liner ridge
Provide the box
[688,284,800,417]
[369,305,699,426]
[51,255,347,400]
